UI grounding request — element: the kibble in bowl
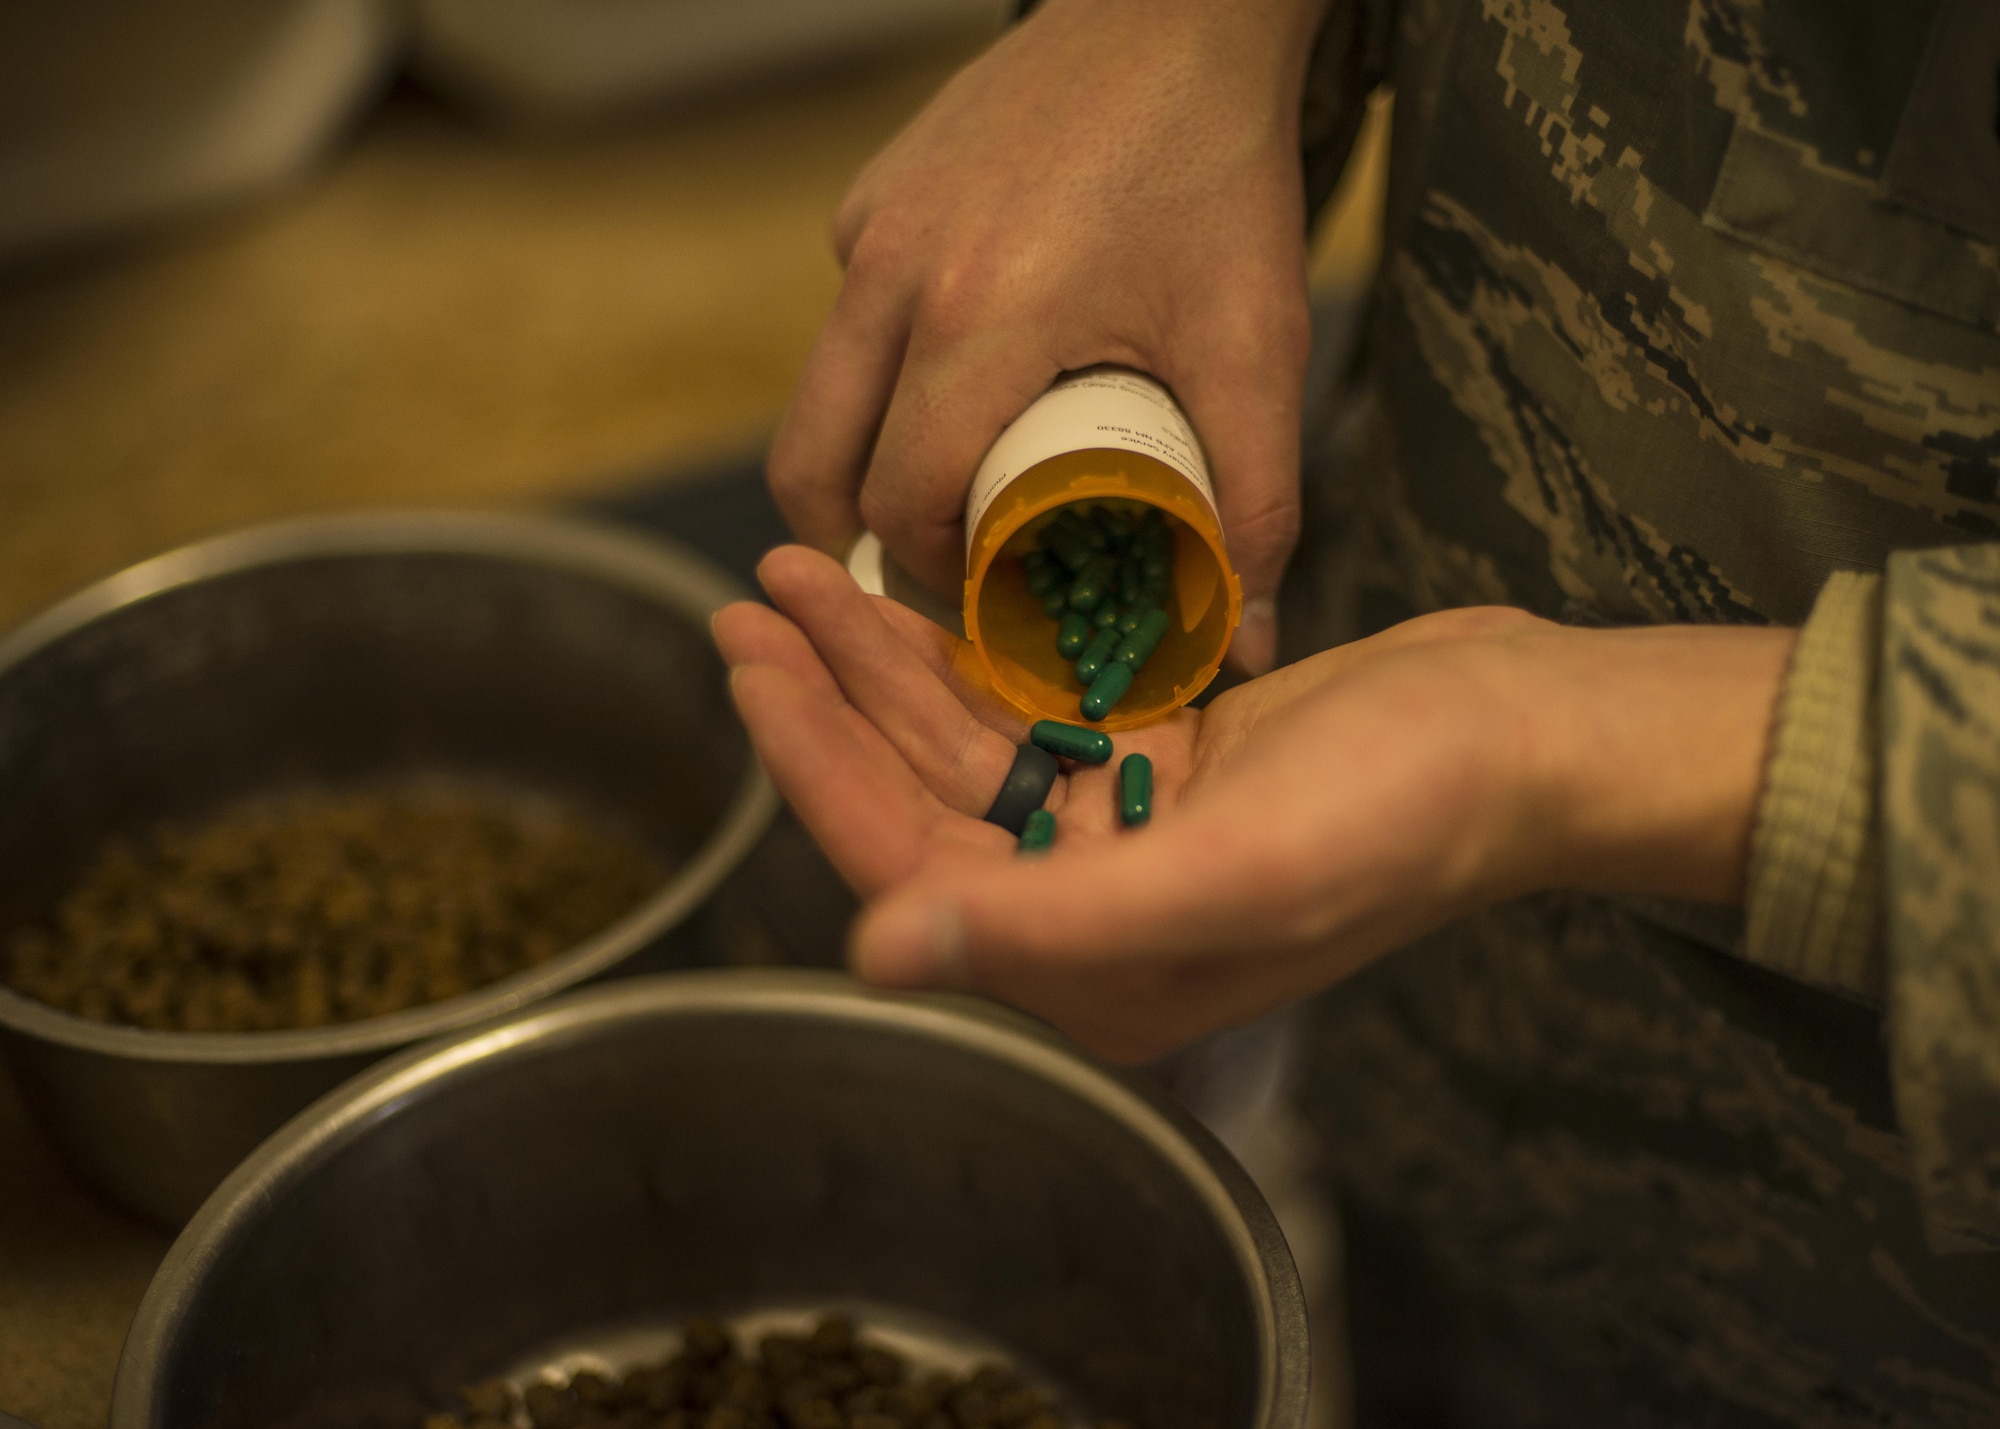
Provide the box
[110,974,1308,1429]
[6,779,666,1033]
[0,513,776,1226]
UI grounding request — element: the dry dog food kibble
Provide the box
[423,1314,1137,1429]
[2,780,664,1032]
[1022,504,1174,723]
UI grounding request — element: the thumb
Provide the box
[849,811,1311,1059]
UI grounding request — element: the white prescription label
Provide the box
[964,368,1216,553]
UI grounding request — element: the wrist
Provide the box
[1498,622,1798,905]
[1031,0,1333,102]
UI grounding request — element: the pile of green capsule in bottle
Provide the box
[1021,502,1175,722]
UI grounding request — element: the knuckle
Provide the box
[856,483,899,538]
[918,253,1008,344]
[766,423,811,496]
[1227,492,1303,572]
[830,192,870,263]
[858,481,947,545]
[1426,604,1543,639]
[841,213,914,288]
[1194,289,1312,376]
[766,425,832,516]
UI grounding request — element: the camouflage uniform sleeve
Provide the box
[1748,551,2000,1251]
[1745,572,1885,1001]
[1881,544,2000,1253]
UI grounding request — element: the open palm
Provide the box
[717,546,1544,1060]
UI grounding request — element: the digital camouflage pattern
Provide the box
[1284,0,2000,1422]
[1884,547,2000,1257]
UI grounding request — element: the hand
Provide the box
[716,547,1796,1062]
[767,0,1331,675]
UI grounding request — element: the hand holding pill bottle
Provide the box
[962,368,1243,730]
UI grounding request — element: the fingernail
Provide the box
[1235,597,1278,676]
[851,898,967,989]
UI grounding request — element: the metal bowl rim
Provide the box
[0,508,779,1064]
[111,969,1309,1429]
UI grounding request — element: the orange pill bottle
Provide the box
[961,367,1241,731]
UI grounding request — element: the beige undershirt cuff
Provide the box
[1744,570,1886,1002]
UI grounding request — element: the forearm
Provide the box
[1023,0,1335,112]
[1500,622,1798,906]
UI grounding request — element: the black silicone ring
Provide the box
[983,743,1060,836]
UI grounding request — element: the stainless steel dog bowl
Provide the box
[114,971,1309,1429]
[0,511,777,1227]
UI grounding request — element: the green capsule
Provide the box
[1119,753,1153,827]
[1017,808,1056,854]
[1030,719,1113,765]
[1054,611,1093,659]
[1025,558,1064,598]
[1041,588,1070,619]
[1066,569,1108,613]
[1139,574,1171,608]
[1098,509,1134,549]
[1055,507,1107,552]
[1042,520,1095,573]
[1114,607,1171,670]
[1073,627,1120,685]
[1066,554,1117,612]
[1092,599,1123,630]
[1116,603,1151,635]
[1080,660,1134,721]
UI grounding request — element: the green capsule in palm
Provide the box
[1119,753,1153,827]
[1030,720,1113,764]
[1017,808,1056,854]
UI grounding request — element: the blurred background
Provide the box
[0,0,1384,635]
[0,5,1386,1426]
